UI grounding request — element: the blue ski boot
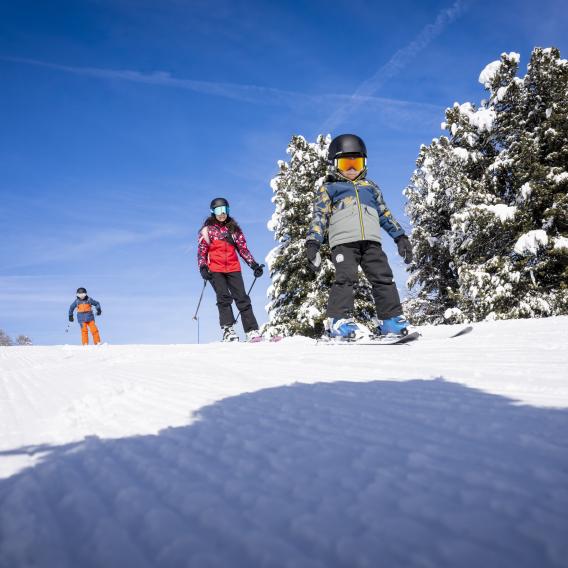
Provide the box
[328,317,371,341]
[375,315,409,337]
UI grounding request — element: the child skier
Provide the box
[68,287,102,345]
[305,134,413,339]
[198,197,264,342]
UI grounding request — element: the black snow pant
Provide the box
[210,271,259,332]
[327,241,403,320]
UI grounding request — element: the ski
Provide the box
[410,325,473,341]
[448,325,473,338]
[318,331,420,346]
[248,335,283,343]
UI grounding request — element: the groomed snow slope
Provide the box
[1,317,567,568]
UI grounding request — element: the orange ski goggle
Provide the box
[336,156,366,172]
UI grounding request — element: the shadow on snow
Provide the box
[1,378,567,568]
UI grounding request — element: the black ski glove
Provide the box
[306,240,322,273]
[69,315,74,322]
[251,263,264,278]
[395,235,413,264]
[200,266,212,281]
[96,308,102,316]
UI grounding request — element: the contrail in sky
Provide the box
[321,0,471,133]
[1,54,440,116]
[0,55,308,106]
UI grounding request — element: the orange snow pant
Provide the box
[81,321,101,345]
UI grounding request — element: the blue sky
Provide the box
[1,0,567,345]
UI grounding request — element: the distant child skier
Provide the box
[68,287,102,345]
[305,134,413,339]
[198,197,264,342]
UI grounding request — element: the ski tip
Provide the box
[449,325,473,338]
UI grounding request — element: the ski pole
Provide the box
[193,280,207,320]
[64,322,71,333]
[235,265,264,324]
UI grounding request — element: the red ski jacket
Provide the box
[197,222,256,273]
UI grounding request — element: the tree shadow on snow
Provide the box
[1,379,567,568]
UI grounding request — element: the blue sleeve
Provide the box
[69,300,78,316]
[372,183,405,240]
[306,184,331,244]
[89,298,101,309]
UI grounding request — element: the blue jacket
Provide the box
[306,175,405,249]
[69,297,101,324]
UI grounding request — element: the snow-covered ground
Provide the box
[1,317,567,568]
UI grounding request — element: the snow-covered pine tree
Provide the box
[263,135,331,338]
[403,134,492,323]
[504,48,568,316]
[441,52,522,322]
[0,329,13,346]
[264,135,375,338]
[405,48,568,323]
[404,60,502,324]
[16,335,33,346]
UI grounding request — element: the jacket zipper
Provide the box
[353,182,365,240]
[224,228,230,271]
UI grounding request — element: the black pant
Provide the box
[327,241,402,320]
[210,272,259,332]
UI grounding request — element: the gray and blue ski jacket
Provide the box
[306,175,405,249]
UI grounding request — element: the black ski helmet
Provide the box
[77,287,87,294]
[210,197,229,213]
[327,134,367,162]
